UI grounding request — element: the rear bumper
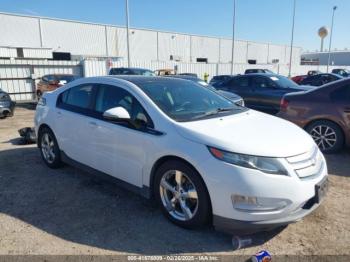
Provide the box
[213,193,322,235]
[0,101,16,117]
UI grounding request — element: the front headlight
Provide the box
[208,147,288,176]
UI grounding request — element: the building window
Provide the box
[196,58,208,63]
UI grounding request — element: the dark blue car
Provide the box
[213,73,313,115]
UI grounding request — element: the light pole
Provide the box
[230,0,236,75]
[327,6,337,73]
[125,0,131,67]
[288,0,296,78]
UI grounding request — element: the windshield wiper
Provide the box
[190,107,238,120]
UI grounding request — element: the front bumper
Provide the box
[194,146,328,234]
[213,184,324,234]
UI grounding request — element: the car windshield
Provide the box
[56,75,77,83]
[136,79,243,122]
[269,75,299,88]
[133,69,155,76]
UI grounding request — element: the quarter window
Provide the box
[58,84,94,110]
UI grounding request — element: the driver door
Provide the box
[249,76,282,114]
[89,84,157,187]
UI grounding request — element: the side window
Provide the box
[252,76,274,88]
[95,84,153,128]
[231,77,249,89]
[58,84,94,111]
[330,85,350,102]
[46,75,55,83]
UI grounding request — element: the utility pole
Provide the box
[288,0,296,78]
[230,0,236,75]
[125,0,131,67]
[327,6,337,73]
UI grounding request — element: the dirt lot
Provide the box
[0,106,349,257]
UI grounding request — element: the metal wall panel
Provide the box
[0,47,17,58]
[191,36,220,63]
[220,39,248,63]
[158,32,191,62]
[129,29,158,61]
[0,59,82,101]
[106,26,118,57]
[0,13,41,48]
[23,48,52,59]
[40,18,107,56]
[247,42,269,64]
[268,44,286,64]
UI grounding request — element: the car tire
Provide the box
[38,127,62,168]
[306,120,344,153]
[154,160,211,229]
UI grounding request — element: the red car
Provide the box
[36,74,79,98]
[291,70,322,85]
[277,78,350,153]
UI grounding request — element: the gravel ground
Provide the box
[0,106,349,257]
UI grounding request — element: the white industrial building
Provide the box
[0,12,302,65]
[301,51,350,66]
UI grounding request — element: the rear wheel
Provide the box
[154,160,211,229]
[38,127,62,168]
[306,120,344,153]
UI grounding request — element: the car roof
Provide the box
[106,75,193,85]
[233,73,278,77]
[44,74,76,76]
[110,67,153,71]
[163,75,200,80]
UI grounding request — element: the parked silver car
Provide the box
[0,89,16,118]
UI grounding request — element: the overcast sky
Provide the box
[1,0,349,52]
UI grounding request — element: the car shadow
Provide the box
[325,148,350,178]
[15,102,37,110]
[0,147,285,254]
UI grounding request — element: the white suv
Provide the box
[34,76,328,234]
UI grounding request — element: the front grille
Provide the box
[286,147,324,179]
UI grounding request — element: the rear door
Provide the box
[330,84,350,135]
[218,76,253,105]
[55,84,97,166]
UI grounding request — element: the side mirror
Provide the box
[103,107,130,122]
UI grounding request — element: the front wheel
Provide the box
[154,160,211,229]
[38,127,62,168]
[306,120,344,153]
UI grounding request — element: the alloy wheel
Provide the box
[159,170,199,221]
[41,133,56,164]
[310,125,337,151]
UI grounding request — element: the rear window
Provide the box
[56,75,77,83]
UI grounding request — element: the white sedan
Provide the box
[34,76,328,234]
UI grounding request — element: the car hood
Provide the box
[217,90,242,101]
[174,110,314,158]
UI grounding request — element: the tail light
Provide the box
[280,97,289,111]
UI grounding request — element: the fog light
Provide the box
[231,194,289,212]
